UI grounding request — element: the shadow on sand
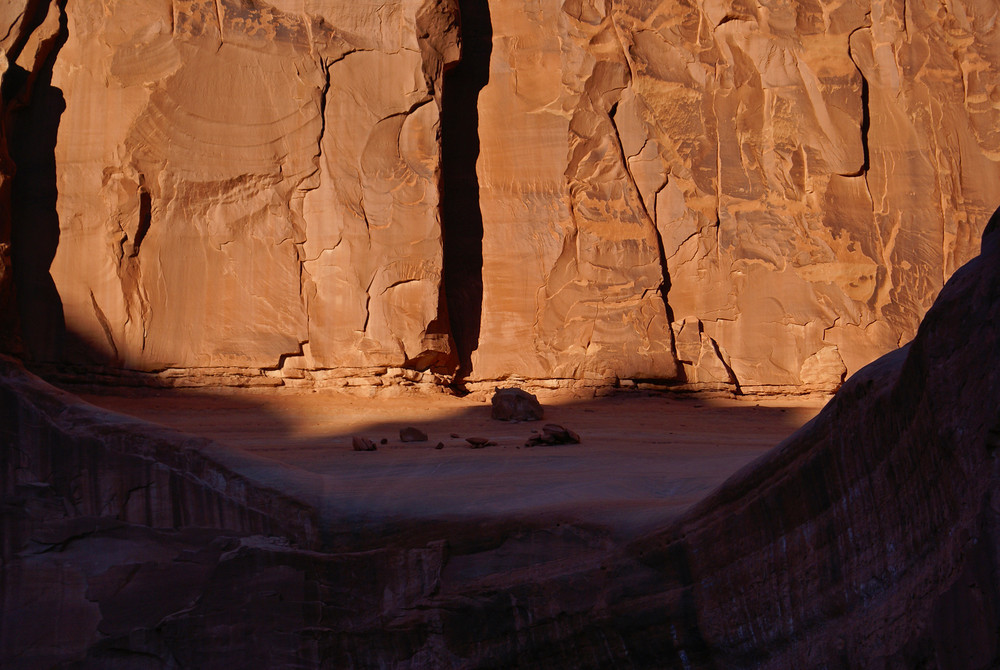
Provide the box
[65,376,820,538]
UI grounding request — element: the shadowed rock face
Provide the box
[1,0,999,391]
[631,217,1000,667]
[2,219,999,667]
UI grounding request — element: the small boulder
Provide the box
[524,424,580,447]
[399,427,428,442]
[491,387,544,422]
[352,436,377,451]
[435,442,445,450]
[466,437,494,448]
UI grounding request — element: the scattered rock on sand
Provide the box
[352,436,377,451]
[399,427,428,442]
[466,437,495,448]
[435,442,444,450]
[491,387,544,421]
[524,424,580,447]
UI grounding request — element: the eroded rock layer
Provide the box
[2,0,999,390]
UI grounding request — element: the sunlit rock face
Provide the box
[470,0,1000,390]
[3,0,999,390]
[39,0,458,377]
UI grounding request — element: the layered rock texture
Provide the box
[3,202,999,668]
[2,0,999,391]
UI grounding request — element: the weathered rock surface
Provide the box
[524,423,581,447]
[0,0,997,391]
[490,386,543,421]
[3,221,1000,667]
[474,0,1000,390]
[399,426,428,442]
[351,435,378,451]
[634,214,1000,666]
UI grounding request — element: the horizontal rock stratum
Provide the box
[2,0,999,392]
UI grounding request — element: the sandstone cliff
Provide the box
[2,0,999,391]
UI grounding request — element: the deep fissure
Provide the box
[7,0,69,362]
[439,0,492,381]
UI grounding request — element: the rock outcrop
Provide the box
[3,219,1000,667]
[2,0,999,391]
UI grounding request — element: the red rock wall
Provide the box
[2,0,999,391]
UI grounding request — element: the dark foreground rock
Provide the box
[490,387,544,421]
[399,427,428,442]
[524,424,581,447]
[351,436,377,451]
[2,222,1000,667]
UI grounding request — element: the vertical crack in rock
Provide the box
[132,186,152,258]
[848,20,885,318]
[608,101,678,331]
[116,177,152,353]
[296,56,332,347]
[89,290,119,362]
[6,0,67,362]
[438,0,491,380]
[709,335,741,393]
[858,75,871,176]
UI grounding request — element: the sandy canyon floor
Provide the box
[75,387,825,537]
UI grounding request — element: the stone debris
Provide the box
[524,424,581,448]
[399,427,428,442]
[434,442,444,450]
[465,437,495,449]
[351,437,377,452]
[491,388,543,422]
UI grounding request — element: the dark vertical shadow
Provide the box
[440,0,492,382]
[5,1,69,363]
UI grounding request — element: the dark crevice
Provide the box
[132,187,152,257]
[7,0,69,362]
[846,24,871,178]
[89,290,119,362]
[439,0,492,381]
[858,74,870,174]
